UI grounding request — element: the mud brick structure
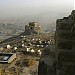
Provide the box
[56,10,75,75]
[25,22,41,35]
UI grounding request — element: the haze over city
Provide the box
[0,0,74,30]
[0,0,75,75]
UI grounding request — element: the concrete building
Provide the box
[56,10,75,75]
[0,53,16,63]
[25,22,41,35]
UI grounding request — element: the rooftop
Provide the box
[0,53,16,63]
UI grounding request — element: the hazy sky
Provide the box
[0,0,74,17]
[0,0,74,29]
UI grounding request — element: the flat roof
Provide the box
[0,53,16,63]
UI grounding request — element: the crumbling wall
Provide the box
[56,10,75,75]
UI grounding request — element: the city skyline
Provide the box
[0,0,74,29]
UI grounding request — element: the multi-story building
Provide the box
[56,10,75,75]
[25,22,41,35]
